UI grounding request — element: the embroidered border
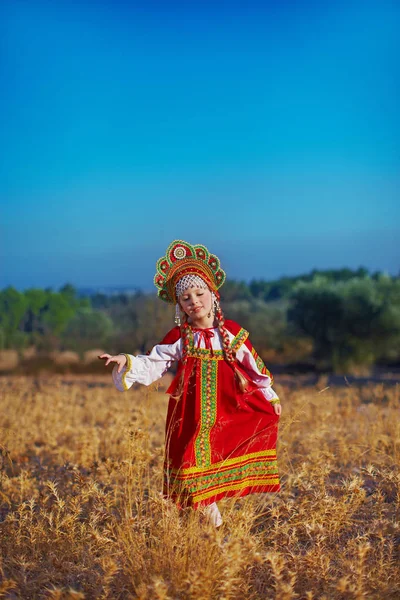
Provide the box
[169,448,277,475]
[194,359,218,467]
[187,347,224,360]
[194,477,280,503]
[186,327,248,359]
[186,329,223,360]
[165,451,279,503]
[251,347,273,379]
[231,328,249,352]
[167,460,278,492]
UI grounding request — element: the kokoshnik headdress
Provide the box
[154,240,226,305]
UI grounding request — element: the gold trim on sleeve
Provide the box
[122,354,132,391]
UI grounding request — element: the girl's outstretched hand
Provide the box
[273,404,282,416]
[99,353,127,373]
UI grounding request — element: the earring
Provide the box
[174,303,181,326]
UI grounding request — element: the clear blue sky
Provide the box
[1,0,399,290]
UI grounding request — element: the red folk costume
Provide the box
[112,240,280,509]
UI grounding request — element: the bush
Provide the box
[288,276,400,372]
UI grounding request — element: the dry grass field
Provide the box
[0,375,399,599]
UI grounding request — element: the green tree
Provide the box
[61,308,114,352]
[41,292,76,336]
[60,283,90,309]
[249,279,272,299]
[288,277,344,366]
[23,288,48,333]
[288,276,400,371]
[220,280,252,302]
[0,287,28,348]
[59,283,77,302]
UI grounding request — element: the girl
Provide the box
[100,240,281,527]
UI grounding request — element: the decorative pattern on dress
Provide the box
[188,347,225,360]
[251,347,273,380]
[231,328,249,352]
[194,359,218,467]
[165,450,279,505]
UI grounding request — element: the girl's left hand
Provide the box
[273,404,282,416]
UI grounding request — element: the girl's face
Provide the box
[178,287,213,325]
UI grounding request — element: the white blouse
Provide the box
[112,328,279,404]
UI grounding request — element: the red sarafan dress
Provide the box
[113,320,280,508]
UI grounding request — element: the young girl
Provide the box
[100,240,281,527]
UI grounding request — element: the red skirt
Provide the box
[163,356,280,508]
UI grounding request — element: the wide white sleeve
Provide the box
[112,339,182,392]
[235,343,280,404]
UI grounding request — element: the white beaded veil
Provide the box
[175,274,209,298]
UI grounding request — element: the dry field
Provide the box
[0,375,399,600]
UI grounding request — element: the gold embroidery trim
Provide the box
[169,449,277,475]
[231,328,249,352]
[193,477,280,502]
[122,354,132,391]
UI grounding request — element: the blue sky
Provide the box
[1,0,399,290]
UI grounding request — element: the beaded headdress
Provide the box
[175,274,209,298]
[154,239,226,304]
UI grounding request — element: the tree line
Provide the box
[1,268,399,372]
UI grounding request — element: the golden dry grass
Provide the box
[0,375,399,599]
[0,352,19,373]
